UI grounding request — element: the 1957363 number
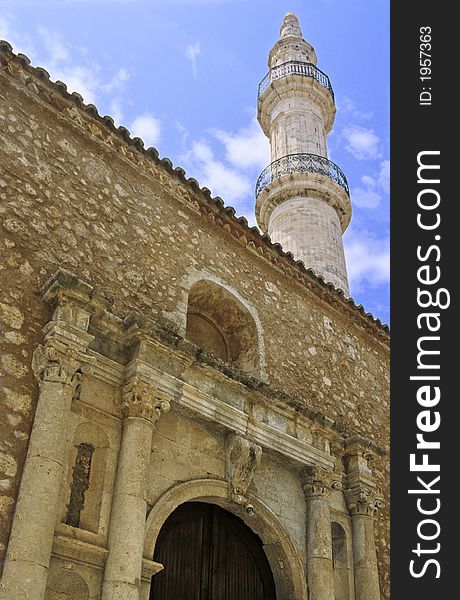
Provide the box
[419,26,432,106]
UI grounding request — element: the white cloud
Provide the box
[351,175,381,209]
[101,67,131,93]
[5,23,132,112]
[342,125,381,160]
[0,15,13,42]
[351,160,390,209]
[212,116,270,171]
[52,64,101,104]
[344,231,390,292]
[38,28,69,63]
[185,42,201,77]
[0,15,35,56]
[378,159,390,194]
[129,114,162,146]
[338,96,372,121]
[109,99,124,125]
[181,140,252,204]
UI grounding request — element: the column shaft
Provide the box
[1,349,81,600]
[102,378,170,600]
[102,417,153,600]
[351,513,381,600]
[345,439,383,600]
[302,466,334,600]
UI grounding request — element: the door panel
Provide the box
[150,502,276,600]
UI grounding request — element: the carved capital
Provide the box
[121,378,170,424]
[32,343,90,391]
[331,473,343,491]
[300,465,333,499]
[225,434,262,507]
[345,484,383,517]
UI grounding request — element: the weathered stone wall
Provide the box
[0,59,389,597]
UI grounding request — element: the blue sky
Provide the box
[0,0,390,324]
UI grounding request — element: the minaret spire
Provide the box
[280,12,302,39]
[255,14,351,293]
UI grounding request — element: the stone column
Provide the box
[1,340,91,600]
[345,442,382,600]
[102,377,170,600]
[301,465,335,600]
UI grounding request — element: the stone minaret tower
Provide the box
[256,13,351,293]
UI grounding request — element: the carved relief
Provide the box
[331,473,343,491]
[121,378,170,424]
[225,434,262,510]
[53,296,90,331]
[345,484,383,517]
[300,465,333,499]
[32,343,89,390]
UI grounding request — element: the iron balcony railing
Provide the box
[255,153,350,198]
[258,60,334,100]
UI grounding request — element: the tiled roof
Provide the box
[0,40,390,341]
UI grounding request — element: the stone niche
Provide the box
[185,279,261,376]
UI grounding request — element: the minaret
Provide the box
[256,13,351,294]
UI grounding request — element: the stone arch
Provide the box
[181,273,267,380]
[45,568,89,600]
[61,420,109,533]
[144,478,307,600]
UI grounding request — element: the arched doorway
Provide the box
[150,502,277,600]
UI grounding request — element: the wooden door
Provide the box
[150,502,277,600]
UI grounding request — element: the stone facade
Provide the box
[0,15,389,600]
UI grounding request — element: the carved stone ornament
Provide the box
[331,473,343,491]
[225,434,262,508]
[345,484,384,517]
[300,465,333,499]
[32,343,90,390]
[121,378,170,424]
[53,295,90,332]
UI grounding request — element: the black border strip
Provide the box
[391,3,455,597]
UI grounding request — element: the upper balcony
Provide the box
[258,60,334,102]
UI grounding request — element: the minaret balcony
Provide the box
[258,60,334,101]
[256,153,349,198]
[255,153,352,234]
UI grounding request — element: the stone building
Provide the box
[0,13,389,600]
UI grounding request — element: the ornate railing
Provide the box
[258,61,334,100]
[255,153,349,198]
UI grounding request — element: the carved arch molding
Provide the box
[144,478,307,600]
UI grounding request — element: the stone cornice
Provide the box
[38,269,388,459]
[32,272,389,475]
[0,41,389,343]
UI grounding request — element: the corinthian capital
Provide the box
[121,378,170,424]
[32,343,89,390]
[345,484,383,517]
[300,465,333,499]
